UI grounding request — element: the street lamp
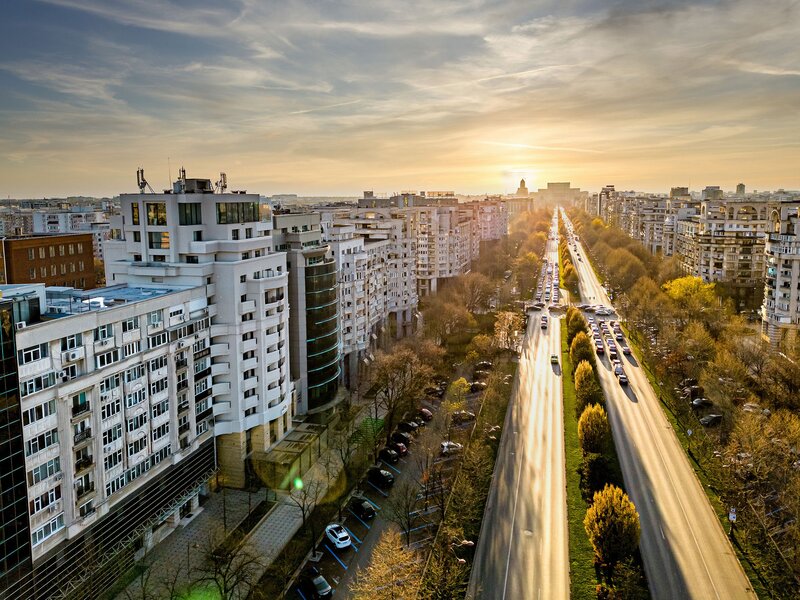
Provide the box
[450,539,475,564]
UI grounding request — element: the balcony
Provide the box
[75,482,95,500]
[176,358,188,370]
[71,403,90,418]
[75,456,94,473]
[74,428,92,445]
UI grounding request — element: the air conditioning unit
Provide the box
[69,351,79,361]
[101,392,110,401]
[58,370,67,379]
[15,322,26,331]
[54,473,63,481]
[48,504,57,513]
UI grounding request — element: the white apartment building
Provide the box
[763,202,800,348]
[6,282,217,599]
[31,209,112,260]
[104,174,293,488]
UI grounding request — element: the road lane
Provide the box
[562,210,755,600]
[468,218,569,600]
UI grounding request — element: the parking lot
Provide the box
[291,377,491,598]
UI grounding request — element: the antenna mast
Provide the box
[215,172,227,194]
[136,167,155,194]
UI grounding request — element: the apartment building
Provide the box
[272,210,341,415]
[762,202,800,348]
[0,233,96,289]
[104,173,293,488]
[1,282,215,600]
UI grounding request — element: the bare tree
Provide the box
[193,532,263,600]
[286,478,325,552]
[385,480,421,547]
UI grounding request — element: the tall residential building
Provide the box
[0,234,96,289]
[762,203,800,348]
[104,173,293,488]
[2,282,216,600]
[272,210,340,416]
[736,183,746,195]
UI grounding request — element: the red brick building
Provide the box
[0,233,96,289]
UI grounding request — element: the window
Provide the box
[148,331,168,349]
[78,260,84,271]
[133,231,141,242]
[121,317,139,332]
[149,356,168,372]
[26,428,59,456]
[186,256,198,264]
[31,514,65,547]
[28,248,35,260]
[96,349,120,369]
[29,268,36,280]
[127,413,148,432]
[131,203,140,225]
[40,266,46,278]
[150,377,168,396]
[60,334,83,351]
[148,310,163,326]
[169,307,183,319]
[95,323,114,341]
[101,398,121,420]
[40,247,46,259]
[21,372,56,397]
[193,230,203,242]
[123,342,140,357]
[49,246,55,258]
[152,422,169,442]
[146,203,167,226]
[124,364,145,382]
[104,450,123,471]
[28,457,61,486]
[179,203,202,225]
[59,245,65,256]
[240,275,247,283]
[197,420,209,435]
[216,201,259,224]
[231,229,240,240]
[60,263,66,275]
[102,424,122,445]
[29,486,61,515]
[50,264,56,277]
[194,378,209,395]
[246,227,253,239]
[125,388,146,408]
[18,343,49,365]
[194,357,209,373]
[152,398,169,418]
[68,244,74,255]
[128,437,147,456]
[70,262,76,272]
[99,373,121,392]
[23,400,56,426]
[148,232,170,249]
[77,243,84,253]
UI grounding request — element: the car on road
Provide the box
[452,410,476,424]
[389,441,408,456]
[699,414,723,427]
[350,496,376,520]
[595,344,605,355]
[540,316,548,329]
[618,374,629,385]
[441,441,464,455]
[367,466,395,488]
[550,354,559,364]
[301,566,333,599]
[398,420,419,433]
[614,364,624,377]
[622,345,632,355]
[325,523,351,549]
[379,447,400,464]
[391,431,412,447]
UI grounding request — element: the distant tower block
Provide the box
[736,183,746,195]
[516,178,529,197]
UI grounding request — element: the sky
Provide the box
[0,0,798,198]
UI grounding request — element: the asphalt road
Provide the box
[562,210,756,600]
[467,220,569,600]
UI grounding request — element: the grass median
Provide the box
[560,325,597,600]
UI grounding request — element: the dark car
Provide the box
[389,441,408,456]
[699,414,723,427]
[379,447,399,464]
[470,381,488,393]
[301,566,333,599]
[692,398,713,409]
[622,346,632,355]
[417,407,433,422]
[350,496,376,520]
[367,466,395,488]
[398,420,419,434]
[452,410,476,424]
[391,431,412,447]
[473,370,490,380]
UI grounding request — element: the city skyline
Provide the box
[1,0,799,197]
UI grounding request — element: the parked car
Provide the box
[389,441,408,456]
[452,410,477,424]
[550,354,559,364]
[301,567,333,599]
[398,421,419,434]
[391,431,412,446]
[470,381,488,393]
[476,361,493,370]
[349,496,376,520]
[325,523,351,549]
[699,414,723,427]
[378,447,399,464]
[441,441,464,455]
[692,398,713,409]
[417,407,433,422]
[367,466,395,488]
[473,370,490,380]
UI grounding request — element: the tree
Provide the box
[467,333,496,363]
[584,485,641,567]
[513,251,541,298]
[385,480,420,546]
[423,297,474,344]
[372,348,434,445]
[578,404,611,454]
[457,272,495,313]
[494,311,523,350]
[286,478,324,552]
[570,332,596,370]
[350,528,421,600]
[575,372,604,417]
[566,310,588,345]
[442,378,470,440]
[194,532,263,600]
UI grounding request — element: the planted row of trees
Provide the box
[559,220,580,298]
[570,210,800,595]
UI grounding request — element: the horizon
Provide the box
[1,1,799,197]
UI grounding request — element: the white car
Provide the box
[441,441,464,455]
[325,523,351,549]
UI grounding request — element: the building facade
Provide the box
[0,234,96,289]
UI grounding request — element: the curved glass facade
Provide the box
[306,258,341,410]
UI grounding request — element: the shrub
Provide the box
[578,404,611,454]
[580,452,613,501]
[570,332,596,370]
[584,485,641,566]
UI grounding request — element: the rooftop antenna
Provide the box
[179,166,186,183]
[136,167,155,194]
[215,172,227,194]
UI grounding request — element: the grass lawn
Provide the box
[560,326,598,600]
